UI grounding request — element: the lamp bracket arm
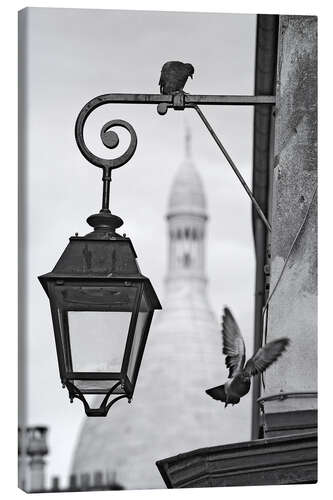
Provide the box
[75,92,275,230]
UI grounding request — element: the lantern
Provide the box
[39,118,161,416]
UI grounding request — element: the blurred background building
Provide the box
[70,130,229,489]
[18,426,124,492]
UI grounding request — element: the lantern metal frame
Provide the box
[40,268,159,416]
[39,231,161,416]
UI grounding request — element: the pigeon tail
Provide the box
[205,384,226,402]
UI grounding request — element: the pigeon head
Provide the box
[185,63,195,79]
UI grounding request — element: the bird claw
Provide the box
[171,90,188,95]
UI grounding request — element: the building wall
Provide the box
[263,15,317,415]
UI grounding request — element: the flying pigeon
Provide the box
[206,307,290,407]
[159,61,194,94]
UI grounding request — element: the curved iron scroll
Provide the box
[75,110,137,171]
[66,381,130,417]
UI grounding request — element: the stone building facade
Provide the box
[261,15,317,431]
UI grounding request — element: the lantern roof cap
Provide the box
[38,235,161,309]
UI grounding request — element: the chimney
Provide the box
[18,427,28,490]
[69,473,78,490]
[51,476,60,491]
[80,473,90,490]
[26,426,48,492]
[93,470,103,488]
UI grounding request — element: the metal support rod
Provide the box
[192,105,272,232]
[101,168,112,211]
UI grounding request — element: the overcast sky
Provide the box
[23,7,256,485]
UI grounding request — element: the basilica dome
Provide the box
[70,131,241,490]
[167,158,207,217]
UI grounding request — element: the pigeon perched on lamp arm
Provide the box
[159,61,195,94]
[206,307,290,407]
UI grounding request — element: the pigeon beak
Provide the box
[190,75,193,79]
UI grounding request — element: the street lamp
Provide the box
[39,90,275,417]
[39,119,162,417]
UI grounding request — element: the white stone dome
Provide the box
[168,159,207,217]
[69,130,235,491]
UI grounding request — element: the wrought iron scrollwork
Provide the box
[75,103,137,170]
[75,96,139,231]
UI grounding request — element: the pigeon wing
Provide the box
[222,307,246,378]
[159,61,187,93]
[244,338,290,376]
[159,63,169,90]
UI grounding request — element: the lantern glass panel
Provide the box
[74,378,124,394]
[68,311,131,372]
[52,282,141,394]
[127,291,151,382]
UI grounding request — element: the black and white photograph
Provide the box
[17,5,317,494]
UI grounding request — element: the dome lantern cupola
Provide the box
[167,128,207,218]
[166,128,208,283]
